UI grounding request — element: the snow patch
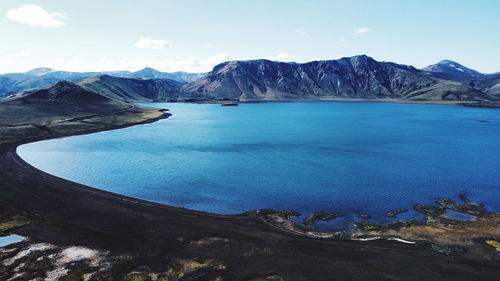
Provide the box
[388,237,416,244]
[3,243,54,266]
[45,267,69,281]
[351,237,381,241]
[58,247,98,263]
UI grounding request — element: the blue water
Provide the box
[0,235,24,247]
[445,210,476,221]
[17,102,500,230]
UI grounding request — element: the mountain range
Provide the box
[0,67,205,97]
[2,55,500,104]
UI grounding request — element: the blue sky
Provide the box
[0,0,499,73]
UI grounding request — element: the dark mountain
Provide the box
[3,80,127,110]
[76,75,184,102]
[0,80,131,127]
[24,80,111,103]
[180,55,488,101]
[422,60,484,78]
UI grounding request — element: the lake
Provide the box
[17,102,500,230]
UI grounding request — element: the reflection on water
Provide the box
[18,102,500,230]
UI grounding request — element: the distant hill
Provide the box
[469,73,500,98]
[0,67,205,97]
[76,75,184,102]
[422,60,484,79]
[131,67,205,82]
[0,81,132,127]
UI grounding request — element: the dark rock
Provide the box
[414,204,445,218]
[243,209,301,219]
[303,211,343,225]
[436,198,457,207]
[385,209,408,218]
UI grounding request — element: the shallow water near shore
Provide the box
[0,235,24,247]
[18,101,500,230]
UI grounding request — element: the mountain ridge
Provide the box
[179,55,488,101]
[422,60,484,78]
[0,67,205,97]
[2,55,500,104]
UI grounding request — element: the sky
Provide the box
[0,0,499,74]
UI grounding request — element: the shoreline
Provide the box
[162,98,500,109]
[1,104,500,279]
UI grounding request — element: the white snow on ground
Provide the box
[3,243,54,266]
[45,267,69,281]
[388,237,416,244]
[57,247,98,264]
[351,237,381,241]
[48,246,110,279]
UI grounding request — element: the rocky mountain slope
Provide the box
[180,55,489,101]
[422,60,484,79]
[76,75,184,102]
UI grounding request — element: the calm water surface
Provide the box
[18,102,500,230]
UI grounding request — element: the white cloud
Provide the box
[134,37,172,49]
[339,38,345,44]
[107,53,232,72]
[264,53,291,62]
[6,5,66,27]
[0,53,233,74]
[354,27,371,34]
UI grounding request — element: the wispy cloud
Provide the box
[6,5,66,27]
[354,27,371,34]
[295,28,306,35]
[0,53,234,73]
[339,38,346,43]
[116,53,232,72]
[264,53,291,62]
[0,55,12,66]
[19,50,32,57]
[134,37,172,49]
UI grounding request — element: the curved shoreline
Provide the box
[1,106,500,280]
